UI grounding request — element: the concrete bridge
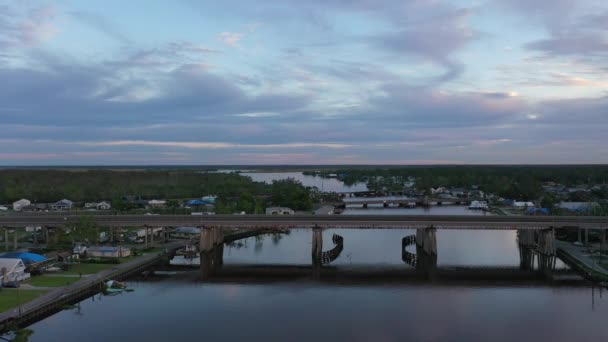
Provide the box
[342,195,467,207]
[0,214,606,229]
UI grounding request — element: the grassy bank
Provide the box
[61,263,116,275]
[27,276,80,288]
[0,290,48,312]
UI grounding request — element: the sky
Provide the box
[0,0,607,165]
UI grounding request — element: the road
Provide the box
[1,214,607,229]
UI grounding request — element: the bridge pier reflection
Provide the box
[402,227,438,279]
[200,227,224,280]
[312,227,323,279]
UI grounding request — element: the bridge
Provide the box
[342,195,467,207]
[0,214,606,229]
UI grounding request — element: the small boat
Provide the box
[170,244,200,267]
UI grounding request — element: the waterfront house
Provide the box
[431,187,447,195]
[51,199,74,211]
[87,246,131,258]
[0,258,30,284]
[171,227,201,239]
[97,201,111,210]
[449,188,467,198]
[512,201,535,209]
[12,199,31,212]
[265,207,295,215]
[84,202,98,209]
[148,200,167,208]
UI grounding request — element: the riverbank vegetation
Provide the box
[305,165,608,200]
[0,170,313,213]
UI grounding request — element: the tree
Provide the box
[270,179,312,211]
[540,193,557,211]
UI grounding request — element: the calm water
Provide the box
[217,170,368,192]
[18,172,608,341]
[24,227,608,341]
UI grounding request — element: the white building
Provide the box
[0,258,31,283]
[87,246,131,258]
[512,201,535,208]
[84,202,98,209]
[148,200,167,208]
[265,207,295,215]
[52,199,73,211]
[171,227,201,239]
[12,199,31,212]
[97,201,112,210]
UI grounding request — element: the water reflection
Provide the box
[19,227,608,342]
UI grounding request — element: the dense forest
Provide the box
[0,170,313,213]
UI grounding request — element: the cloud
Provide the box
[70,10,130,45]
[77,140,354,149]
[219,32,243,46]
[0,4,57,47]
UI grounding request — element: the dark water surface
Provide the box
[25,224,608,341]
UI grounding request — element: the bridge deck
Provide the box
[0,214,606,229]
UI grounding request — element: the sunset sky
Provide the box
[1,0,607,165]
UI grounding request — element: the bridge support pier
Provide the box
[415,227,438,278]
[13,229,17,250]
[3,228,8,251]
[312,227,323,279]
[200,227,224,280]
[537,229,557,273]
[416,227,437,256]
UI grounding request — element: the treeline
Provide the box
[307,165,608,200]
[0,170,312,212]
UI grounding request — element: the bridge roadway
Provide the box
[0,213,607,229]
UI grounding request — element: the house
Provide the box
[449,188,467,197]
[51,199,73,211]
[97,201,111,210]
[265,207,295,215]
[527,207,550,215]
[201,195,217,204]
[45,251,72,262]
[0,252,47,265]
[148,200,167,208]
[12,199,31,212]
[431,187,447,195]
[84,202,98,209]
[314,205,335,215]
[512,201,535,208]
[556,202,598,213]
[87,246,131,258]
[122,195,149,208]
[0,258,30,284]
[171,227,201,239]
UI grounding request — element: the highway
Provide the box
[1,213,607,229]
